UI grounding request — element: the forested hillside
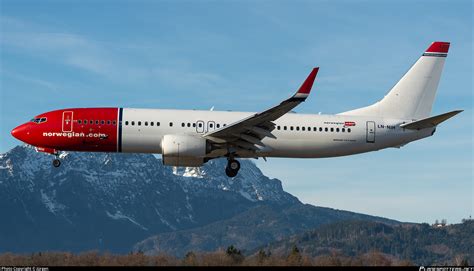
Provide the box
[264,220,473,265]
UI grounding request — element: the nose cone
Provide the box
[11,123,30,142]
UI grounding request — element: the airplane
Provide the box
[11,41,462,177]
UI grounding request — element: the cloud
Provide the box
[1,17,110,76]
[1,16,227,91]
[1,70,60,92]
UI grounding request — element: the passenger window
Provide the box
[325,127,328,132]
[113,120,116,125]
[169,122,173,127]
[290,126,294,131]
[198,123,202,128]
[157,122,160,126]
[313,127,316,131]
[223,124,227,127]
[107,120,111,125]
[277,126,280,130]
[302,127,305,131]
[181,123,185,127]
[319,127,322,132]
[95,120,98,125]
[131,121,135,126]
[145,122,148,126]
[150,122,154,126]
[78,120,82,124]
[210,123,213,128]
[342,128,345,132]
[187,123,191,127]
[101,120,105,125]
[348,128,351,133]
[336,128,340,132]
[330,128,334,132]
[138,121,141,126]
[284,126,287,130]
[193,123,196,127]
[125,121,129,125]
[216,124,220,128]
[84,120,88,124]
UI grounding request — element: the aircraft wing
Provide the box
[204,68,319,152]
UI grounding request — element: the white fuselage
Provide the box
[120,108,434,158]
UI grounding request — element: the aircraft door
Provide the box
[366,121,375,143]
[62,111,73,132]
[207,121,216,132]
[196,120,205,133]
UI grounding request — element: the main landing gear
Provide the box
[225,159,240,178]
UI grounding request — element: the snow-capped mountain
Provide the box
[0,145,298,253]
[1,145,397,255]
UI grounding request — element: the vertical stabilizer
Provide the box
[340,41,450,120]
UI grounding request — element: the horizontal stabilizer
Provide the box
[400,110,463,130]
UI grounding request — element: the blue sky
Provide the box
[1,0,472,224]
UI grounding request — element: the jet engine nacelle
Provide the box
[161,134,209,167]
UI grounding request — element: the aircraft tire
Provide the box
[225,159,240,177]
[53,159,61,168]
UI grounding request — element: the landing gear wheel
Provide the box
[53,159,61,168]
[225,167,238,178]
[229,160,240,171]
[225,159,240,177]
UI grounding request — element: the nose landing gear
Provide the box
[35,147,62,168]
[225,159,240,177]
[52,152,61,168]
[53,158,61,168]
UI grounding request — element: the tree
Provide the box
[287,245,302,266]
[256,249,270,264]
[454,254,469,266]
[183,251,197,266]
[226,245,244,264]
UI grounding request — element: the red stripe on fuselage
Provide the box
[24,108,119,152]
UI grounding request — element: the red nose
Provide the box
[11,123,30,142]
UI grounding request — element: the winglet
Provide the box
[293,67,319,99]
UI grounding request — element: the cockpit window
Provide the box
[30,117,47,124]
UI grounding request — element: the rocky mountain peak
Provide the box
[0,145,299,253]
